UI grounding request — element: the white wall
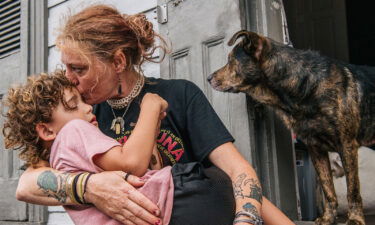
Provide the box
[46,1,159,224]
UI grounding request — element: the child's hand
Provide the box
[141,93,168,113]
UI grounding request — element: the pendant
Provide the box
[110,117,125,135]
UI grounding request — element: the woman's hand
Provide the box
[85,171,161,225]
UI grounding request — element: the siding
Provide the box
[46,0,158,224]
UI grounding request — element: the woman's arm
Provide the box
[94,93,167,176]
[17,162,161,224]
[209,142,294,225]
[16,161,76,205]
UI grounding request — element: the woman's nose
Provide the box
[65,70,79,85]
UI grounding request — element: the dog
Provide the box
[208,30,375,225]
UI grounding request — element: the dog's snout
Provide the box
[207,73,214,82]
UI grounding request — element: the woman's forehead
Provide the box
[61,51,87,64]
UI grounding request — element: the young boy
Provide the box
[2,70,172,225]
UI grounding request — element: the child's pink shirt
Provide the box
[49,119,174,225]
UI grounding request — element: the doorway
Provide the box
[283,0,375,221]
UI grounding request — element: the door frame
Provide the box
[239,0,301,220]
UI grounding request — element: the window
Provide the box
[0,0,21,58]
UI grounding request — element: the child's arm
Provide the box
[93,93,168,177]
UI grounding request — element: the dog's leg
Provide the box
[340,141,365,225]
[310,149,337,225]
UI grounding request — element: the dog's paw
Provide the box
[346,216,365,225]
[346,208,365,225]
[346,219,365,225]
[314,216,335,225]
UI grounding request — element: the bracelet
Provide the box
[66,172,92,204]
[82,173,93,204]
[234,211,264,225]
[66,173,79,204]
[72,173,84,204]
[233,218,264,225]
[235,211,260,219]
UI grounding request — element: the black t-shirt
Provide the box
[93,77,234,166]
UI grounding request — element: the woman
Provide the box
[15,4,293,225]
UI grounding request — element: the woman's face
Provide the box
[61,49,118,105]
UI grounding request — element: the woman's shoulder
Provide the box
[145,77,202,96]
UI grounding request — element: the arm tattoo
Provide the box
[233,173,247,198]
[242,202,260,217]
[244,178,263,203]
[37,170,69,203]
[233,173,263,203]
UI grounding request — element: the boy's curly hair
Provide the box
[2,70,76,167]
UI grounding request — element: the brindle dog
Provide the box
[208,30,375,225]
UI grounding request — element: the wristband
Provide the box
[66,172,92,204]
[234,211,264,225]
[233,218,264,225]
[66,173,79,204]
[72,173,84,204]
[82,173,93,204]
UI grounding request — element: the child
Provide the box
[2,70,172,225]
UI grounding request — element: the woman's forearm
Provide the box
[209,143,263,222]
[17,164,76,206]
[18,166,162,224]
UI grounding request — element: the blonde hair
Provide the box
[2,70,76,167]
[56,4,168,71]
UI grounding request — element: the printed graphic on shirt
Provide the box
[114,128,185,166]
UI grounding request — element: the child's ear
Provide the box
[35,123,57,141]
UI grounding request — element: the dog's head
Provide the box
[207,30,271,93]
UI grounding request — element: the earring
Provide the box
[118,83,122,95]
[118,76,122,95]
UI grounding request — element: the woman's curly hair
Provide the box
[2,70,75,167]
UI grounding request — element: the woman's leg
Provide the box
[169,162,294,225]
[262,197,295,225]
[169,162,235,225]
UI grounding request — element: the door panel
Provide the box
[158,0,253,161]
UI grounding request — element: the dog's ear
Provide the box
[228,30,270,61]
[228,30,250,46]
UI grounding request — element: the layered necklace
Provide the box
[107,75,145,134]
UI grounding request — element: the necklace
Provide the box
[109,99,133,135]
[107,75,144,134]
[107,75,145,109]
